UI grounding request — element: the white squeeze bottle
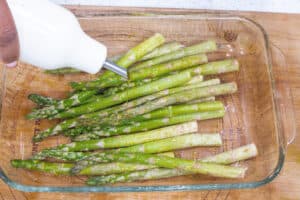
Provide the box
[6,0,127,76]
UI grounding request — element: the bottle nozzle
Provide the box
[103,60,128,79]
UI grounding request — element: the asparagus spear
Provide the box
[187,96,215,104]
[12,152,175,175]
[55,133,221,161]
[87,144,257,185]
[28,94,58,107]
[26,90,98,120]
[115,133,222,153]
[130,40,217,72]
[33,78,219,142]
[47,122,198,152]
[129,54,207,81]
[71,33,165,91]
[77,82,235,130]
[140,42,184,61]
[54,71,192,119]
[72,152,246,178]
[201,143,258,164]
[79,152,175,176]
[74,110,225,141]
[184,59,239,76]
[118,101,224,125]
[11,159,72,175]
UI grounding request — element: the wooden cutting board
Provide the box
[0,6,299,200]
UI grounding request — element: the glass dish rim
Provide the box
[0,13,285,192]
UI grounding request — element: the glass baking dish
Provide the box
[0,9,296,192]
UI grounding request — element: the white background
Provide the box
[51,0,300,14]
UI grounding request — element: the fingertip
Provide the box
[5,61,18,68]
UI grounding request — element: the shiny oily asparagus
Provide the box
[87,144,257,185]
[12,153,175,176]
[32,78,219,142]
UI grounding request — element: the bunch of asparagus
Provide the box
[11,33,258,185]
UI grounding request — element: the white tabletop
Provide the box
[52,0,300,14]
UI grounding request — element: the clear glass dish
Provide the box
[0,10,296,192]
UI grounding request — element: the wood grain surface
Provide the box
[0,6,299,200]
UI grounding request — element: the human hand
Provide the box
[0,0,19,67]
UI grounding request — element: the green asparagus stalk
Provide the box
[185,75,203,85]
[87,144,257,185]
[130,40,217,72]
[28,94,58,107]
[74,110,224,141]
[33,78,219,142]
[140,42,184,61]
[71,33,165,91]
[201,143,258,164]
[184,59,239,76]
[78,82,235,130]
[72,152,246,178]
[47,121,198,152]
[11,159,72,175]
[13,152,175,175]
[79,152,175,176]
[10,160,155,176]
[115,133,222,154]
[118,101,224,125]
[54,71,192,119]
[187,96,215,104]
[102,78,155,97]
[128,54,207,81]
[26,90,98,120]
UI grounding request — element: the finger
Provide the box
[0,0,20,67]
